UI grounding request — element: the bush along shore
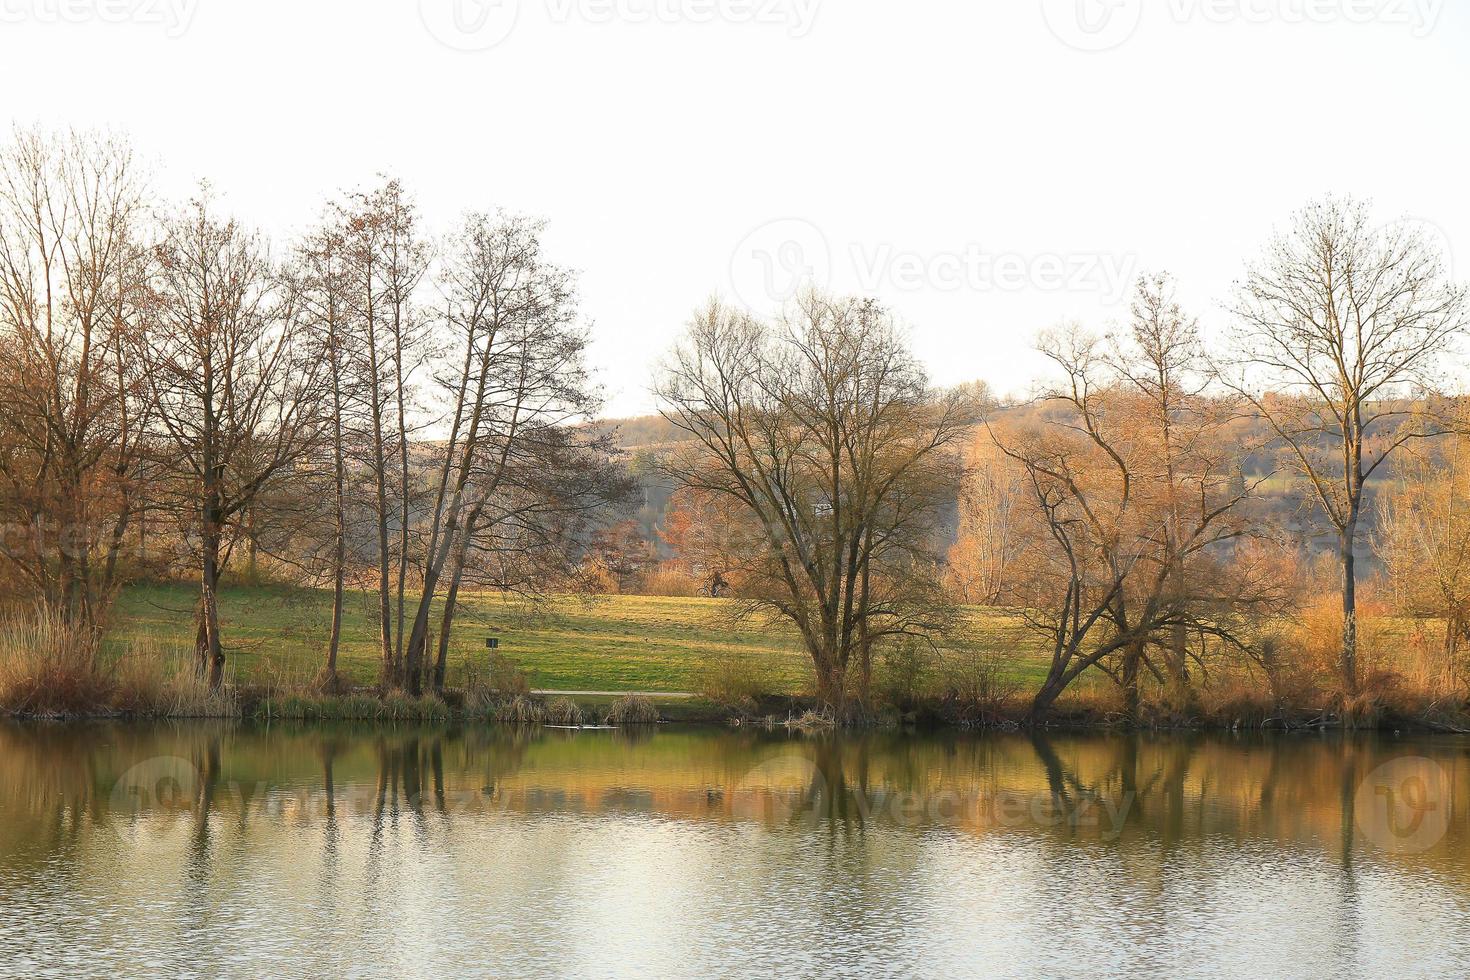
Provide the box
[4,638,1467,735]
[4,592,1470,733]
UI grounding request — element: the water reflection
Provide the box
[0,722,1466,977]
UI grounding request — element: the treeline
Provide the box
[2,126,1468,727]
[0,129,630,695]
[652,199,1469,723]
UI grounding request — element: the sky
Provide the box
[3,0,1468,417]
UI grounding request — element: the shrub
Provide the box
[697,648,775,708]
[935,646,1019,722]
[545,696,584,726]
[0,609,109,716]
[462,652,531,714]
[496,695,548,725]
[603,694,659,726]
[875,637,932,711]
[638,566,699,597]
[484,653,531,697]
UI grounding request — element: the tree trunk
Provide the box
[1121,637,1143,721]
[1442,615,1460,688]
[1029,672,1067,720]
[325,411,346,686]
[1340,524,1358,697]
[394,346,411,687]
[198,505,225,690]
[431,497,487,694]
[815,654,848,717]
[433,576,463,696]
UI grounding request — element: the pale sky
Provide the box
[4,0,1468,416]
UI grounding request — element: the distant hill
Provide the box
[590,399,1422,569]
[589,414,691,451]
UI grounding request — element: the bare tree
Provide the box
[1228,196,1467,695]
[372,183,430,677]
[143,193,325,687]
[291,219,362,688]
[948,435,1025,605]
[0,128,154,625]
[995,324,1258,719]
[1108,273,1212,692]
[657,292,974,716]
[401,211,622,694]
[1378,425,1470,685]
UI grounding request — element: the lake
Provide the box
[0,722,1465,978]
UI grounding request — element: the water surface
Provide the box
[0,722,1466,978]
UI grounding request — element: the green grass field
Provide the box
[111,583,1053,695]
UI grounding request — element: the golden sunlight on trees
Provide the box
[1228,195,1468,696]
[0,130,154,627]
[1378,425,1470,687]
[657,291,979,717]
[993,278,1273,720]
[657,488,759,597]
[143,193,325,687]
[4,127,1470,729]
[947,436,1025,606]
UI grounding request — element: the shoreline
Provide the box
[5,688,1468,736]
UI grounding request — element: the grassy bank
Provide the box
[0,583,1459,731]
[109,583,1058,695]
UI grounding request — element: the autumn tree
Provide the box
[290,217,363,688]
[947,435,1025,605]
[1229,196,1468,695]
[657,292,975,716]
[995,315,1258,720]
[1378,426,1470,684]
[0,129,154,624]
[400,211,626,694]
[337,181,430,689]
[143,193,325,686]
[658,487,760,595]
[1107,273,1212,691]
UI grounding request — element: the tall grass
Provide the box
[697,646,779,709]
[0,609,235,717]
[604,693,659,725]
[111,634,237,718]
[0,608,110,716]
